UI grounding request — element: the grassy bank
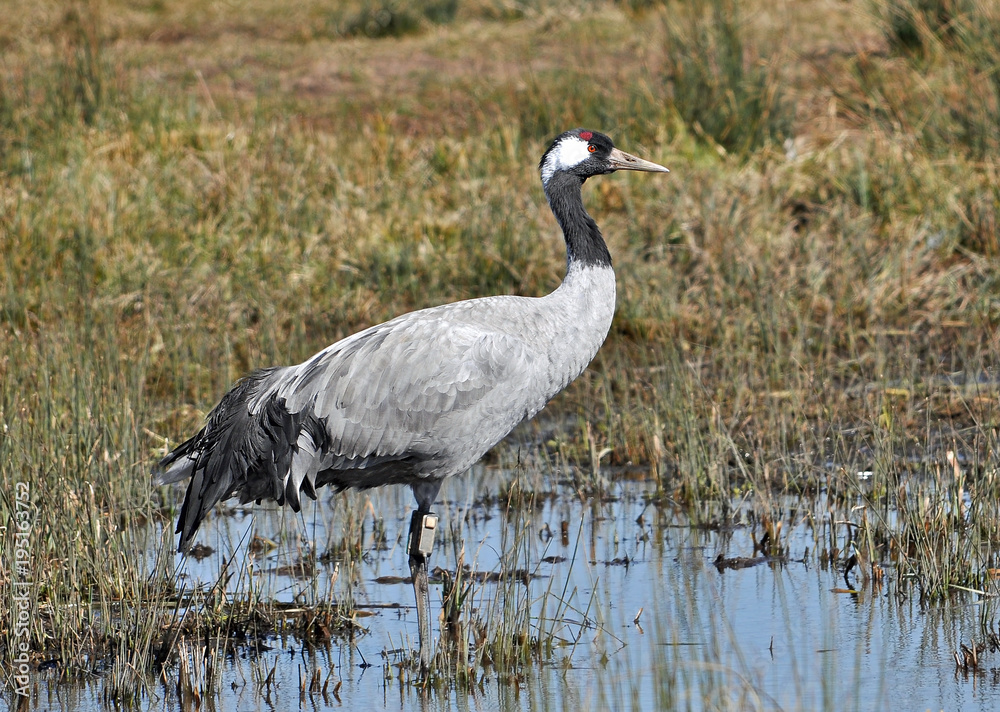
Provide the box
[2,0,999,705]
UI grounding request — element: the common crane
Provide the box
[154,128,669,672]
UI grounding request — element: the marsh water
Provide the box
[24,463,1000,711]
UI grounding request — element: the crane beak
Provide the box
[608,147,670,173]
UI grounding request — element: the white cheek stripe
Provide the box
[541,137,591,185]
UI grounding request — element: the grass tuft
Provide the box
[662,0,793,156]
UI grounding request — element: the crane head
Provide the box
[539,128,669,187]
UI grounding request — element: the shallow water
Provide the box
[24,466,1000,711]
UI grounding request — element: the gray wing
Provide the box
[157,304,541,552]
[277,309,539,474]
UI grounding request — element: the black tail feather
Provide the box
[163,368,320,553]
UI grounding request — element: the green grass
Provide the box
[662,0,793,155]
[2,0,1000,705]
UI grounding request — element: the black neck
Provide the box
[544,172,612,269]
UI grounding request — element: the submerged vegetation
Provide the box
[1,0,1000,707]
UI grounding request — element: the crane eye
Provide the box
[587,144,596,153]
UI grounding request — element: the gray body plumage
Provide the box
[158,242,614,552]
[277,262,615,487]
[157,128,667,554]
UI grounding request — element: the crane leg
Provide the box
[408,508,438,674]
